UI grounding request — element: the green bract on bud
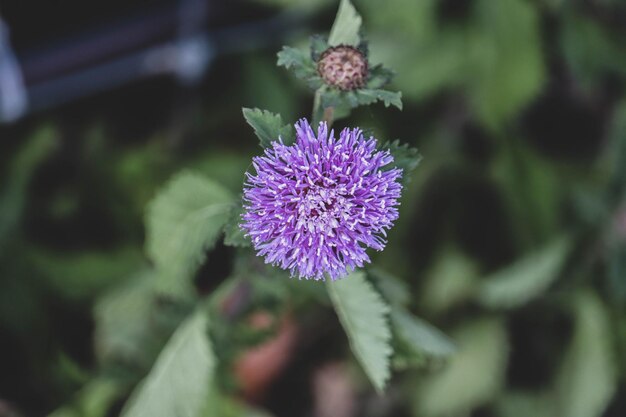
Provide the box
[276,0,403,117]
[317,45,368,91]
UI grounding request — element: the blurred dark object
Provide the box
[0,0,303,124]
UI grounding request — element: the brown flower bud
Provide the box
[317,45,368,91]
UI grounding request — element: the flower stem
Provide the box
[312,88,334,127]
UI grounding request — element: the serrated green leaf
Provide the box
[120,310,215,417]
[328,0,362,47]
[413,319,509,417]
[146,172,234,297]
[554,291,616,417]
[477,237,571,309]
[351,89,402,110]
[310,34,329,61]
[242,108,295,148]
[367,64,395,89]
[319,88,402,121]
[223,204,250,248]
[391,308,456,359]
[327,271,392,393]
[380,139,421,180]
[276,46,319,83]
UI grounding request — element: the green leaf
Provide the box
[242,108,295,148]
[30,246,144,301]
[391,308,456,359]
[327,271,392,393]
[120,310,215,417]
[310,35,329,61]
[380,139,421,180]
[369,267,410,307]
[367,64,395,89]
[354,89,403,110]
[493,391,555,417]
[203,390,275,417]
[328,0,362,47]
[476,237,571,309]
[468,0,545,128]
[553,291,616,417]
[419,247,478,314]
[223,204,250,248]
[413,319,509,417]
[319,88,402,121]
[48,377,126,417]
[561,12,626,88]
[0,126,58,251]
[146,172,234,297]
[93,270,160,365]
[276,46,321,88]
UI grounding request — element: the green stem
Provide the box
[312,88,335,127]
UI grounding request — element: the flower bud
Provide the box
[317,45,368,91]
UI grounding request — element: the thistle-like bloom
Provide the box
[241,119,402,280]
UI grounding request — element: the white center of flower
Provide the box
[296,186,351,235]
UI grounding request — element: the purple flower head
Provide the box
[241,119,403,280]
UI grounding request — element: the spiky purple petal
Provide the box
[241,119,402,280]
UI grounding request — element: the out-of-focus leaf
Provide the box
[561,12,626,88]
[0,127,58,250]
[120,310,214,417]
[495,291,616,417]
[359,0,436,42]
[327,271,392,393]
[94,271,159,365]
[30,246,144,300]
[202,390,275,417]
[380,139,421,180]
[494,391,555,417]
[243,55,301,124]
[468,0,545,128]
[242,108,295,148]
[477,237,571,309]
[491,140,562,247]
[190,151,250,194]
[553,291,616,417]
[606,100,626,205]
[328,0,362,47]
[420,247,478,314]
[391,308,456,359]
[223,204,250,248]
[249,0,332,12]
[48,378,126,417]
[146,172,234,297]
[413,318,509,417]
[369,267,410,307]
[367,32,466,102]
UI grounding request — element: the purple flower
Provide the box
[241,119,403,280]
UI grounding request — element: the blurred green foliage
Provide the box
[2,0,626,416]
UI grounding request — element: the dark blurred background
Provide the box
[1,0,626,416]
